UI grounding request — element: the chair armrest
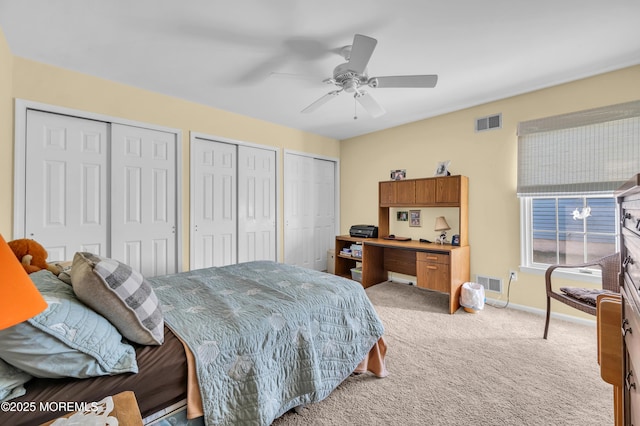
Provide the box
[544,253,620,293]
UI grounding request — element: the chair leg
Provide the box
[543,296,551,339]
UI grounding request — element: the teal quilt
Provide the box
[148,261,384,426]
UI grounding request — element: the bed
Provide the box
[0,257,387,425]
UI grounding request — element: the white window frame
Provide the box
[519,196,619,283]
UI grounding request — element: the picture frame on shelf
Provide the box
[434,161,451,177]
[409,210,421,227]
[390,169,406,180]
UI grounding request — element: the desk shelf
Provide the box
[335,236,364,279]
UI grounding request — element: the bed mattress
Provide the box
[1,325,188,426]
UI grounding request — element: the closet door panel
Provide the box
[313,159,336,271]
[111,124,177,277]
[238,145,276,263]
[284,154,315,269]
[24,110,108,261]
[192,138,237,268]
[284,154,337,271]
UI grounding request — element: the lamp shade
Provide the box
[434,216,451,232]
[0,234,47,330]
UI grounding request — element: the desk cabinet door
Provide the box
[436,176,460,204]
[379,181,395,206]
[415,179,436,204]
[379,180,415,206]
[417,253,450,293]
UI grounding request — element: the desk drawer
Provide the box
[417,251,449,265]
[417,252,450,294]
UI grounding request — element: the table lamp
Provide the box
[0,234,47,330]
[434,216,451,245]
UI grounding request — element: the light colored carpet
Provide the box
[273,281,613,426]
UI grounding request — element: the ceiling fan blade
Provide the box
[355,91,385,117]
[301,90,342,114]
[347,34,377,74]
[369,75,438,88]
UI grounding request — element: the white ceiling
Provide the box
[1,0,639,140]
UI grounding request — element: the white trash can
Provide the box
[460,282,485,313]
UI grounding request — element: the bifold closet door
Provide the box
[237,145,277,263]
[284,153,337,271]
[284,154,315,269]
[24,110,109,261]
[110,124,178,277]
[192,138,237,268]
[313,159,336,271]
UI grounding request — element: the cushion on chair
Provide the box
[560,287,616,307]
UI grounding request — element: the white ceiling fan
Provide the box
[301,34,438,118]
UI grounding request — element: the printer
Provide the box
[349,224,379,238]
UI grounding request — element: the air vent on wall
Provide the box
[475,113,502,132]
[476,275,502,293]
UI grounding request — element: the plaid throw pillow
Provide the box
[71,252,164,345]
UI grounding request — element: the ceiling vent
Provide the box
[475,113,502,132]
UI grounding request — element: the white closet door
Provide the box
[238,145,276,263]
[284,153,337,270]
[313,159,336,271]
[284,153,315,269]
[24,110,108,261]
[192,138,237,268]
[110,124,177,277]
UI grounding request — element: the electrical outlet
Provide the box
[509,270,518,281]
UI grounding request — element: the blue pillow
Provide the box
[0,358,32,402]
[0,270,138,379]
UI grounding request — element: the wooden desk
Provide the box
[335,236,470,314]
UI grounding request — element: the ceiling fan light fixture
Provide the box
[343,79,359,93]
[301,33,437,117]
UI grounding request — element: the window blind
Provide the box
[517,100,640,196]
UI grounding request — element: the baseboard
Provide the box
[485,297,596,327]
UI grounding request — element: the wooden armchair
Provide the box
[543,252,620,339]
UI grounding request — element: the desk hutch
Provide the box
[335,175,470,314]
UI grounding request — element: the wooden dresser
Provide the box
[617,174,640,424]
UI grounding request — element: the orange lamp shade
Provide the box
[0,234,48,330]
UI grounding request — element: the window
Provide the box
[518,100,640,279]
[522,196,617,272]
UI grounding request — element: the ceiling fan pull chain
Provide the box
[353,97,358,120]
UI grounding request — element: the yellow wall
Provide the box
[0,29,340,267]
[0,28,14,236]
[340,64,640,317]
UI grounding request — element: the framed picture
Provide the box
[390,169,406,180]
[397,211,408,221]
[434,161,450,177]
[409,210,421,227]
